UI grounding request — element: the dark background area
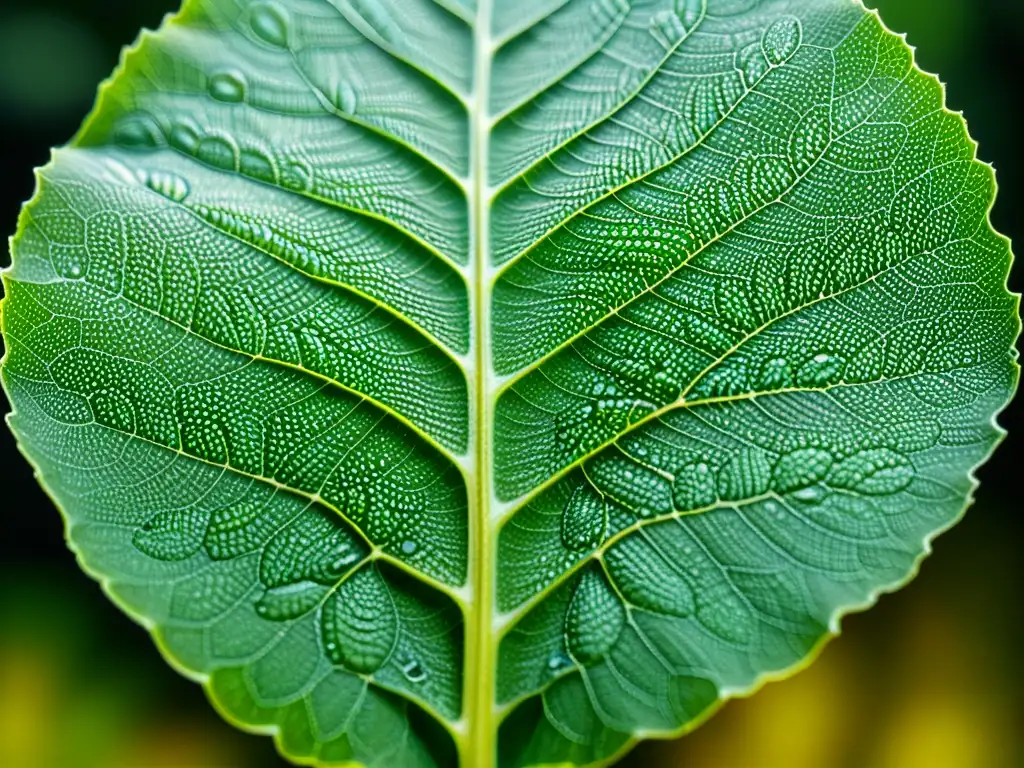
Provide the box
[0,1,1020,766]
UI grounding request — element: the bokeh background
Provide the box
[0,1,1020,766]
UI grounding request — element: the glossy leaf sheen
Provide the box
[1,1,1018,767]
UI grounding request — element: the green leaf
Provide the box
[0,1,1017,767]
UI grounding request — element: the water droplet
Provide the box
[828,449,914,496]
[697,593,754,644]
[560,486,608,552]
[240,149,278,184]
[797,353,846,387]
[209,71,247,103]
[400,539,417,555]
[772,448,833,493]
[762,15,802,66]
[736,42,769,89]
[336,81,357,114]
[717,448,772,501]
[197,135,239,171]
[143,170,189,202]
[401,659,428,683]
[132,508,208,561]
[672,462,717,510]
[587,453,673,517]
[547,651,572,673]
[674,0,702,26]
[594,0,629,23]
[565,569,625,665]
[792,485,826,503]
[604,537,695,617]
[254,581,330,621]
[169,123,200,154]
[321,567,396,673]
[250,2,289,47]
[283,159,314,192]
[759,357,794,391]
[649,11,685,49]
[877,419,941,453]
[789,106,831,171]
[114,114,162,147]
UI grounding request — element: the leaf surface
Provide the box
[1,1,1017,766]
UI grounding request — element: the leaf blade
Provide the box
[0,1,1018,767]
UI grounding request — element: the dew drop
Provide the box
[793,485,826,503]
[547,651,572,673]
[114,114,162,147]
[143,170,190,202]
[759,357,794,390]
[321,567,396,673]
[827,449,914,495]
[649,11,685,49]
[736,42,769,89]
[400,539,417,555]
[209,71,247,103]
[790,107,831,170]
[718,448,772,500]
[560,486,608,552]
[772,448,833,493]
[336,81,357,114]
[401,659,428,683]
[197,135,239,171]
[762,15,802,66]
[169,123,200,154]
[674,0,702,27]
[240,149,277,183]
[283,159,314,192]
[565,569,625,665]
[797,353,846,387]
[250,2,289,47]
[672,461,717,510]
[594,0,629,23]
[254,581,329,621]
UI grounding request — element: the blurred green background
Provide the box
[0,1,1021,766]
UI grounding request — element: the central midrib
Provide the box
[465,0,497,767]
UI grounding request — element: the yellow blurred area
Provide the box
[0,581,268,768]
[0,646,241,768]
[630,553,1020,768]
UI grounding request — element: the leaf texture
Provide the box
[0,1,1017,767]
